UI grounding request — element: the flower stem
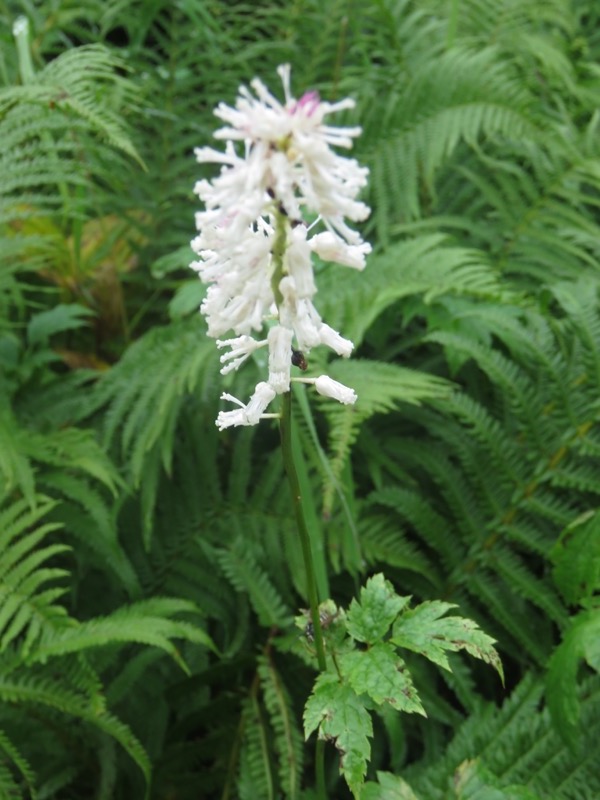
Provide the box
[279,391,328,800]
[279,393,327,671]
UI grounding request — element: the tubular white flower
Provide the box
[285,226,316,297]
[216,335,267,375]
[268,326,293,393]
[245,382,278,423]
[191,65,370,428]
[216,382,277,430]
[293,375,357,405]
[314,375,357,405]
[310,230,371,271]
[318,324,354,357]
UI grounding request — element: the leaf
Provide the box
[551,510,600,605]
[0,672,151,787]
[0,727,36,798]
[258,655,303,800]
[27,304,94,348]
[346,574,410,644]
[168,280,207,319]
[0,406,36,505]
[339,643,426,716]
[304,673,372,797]
[238,695,275,800]
[391,601,503,682]
[546,605,600,746]
[362,772,421,800]
[453,759,541,799]
[30,598,217,671]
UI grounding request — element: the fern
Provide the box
[0,666,152,787]
[238,695,275,800]
[360,46,538,234]
[1,0,600,795]
[258,654,304,800]
[0,40,141,226]
[404,675,600,799]
[83,319,219,545]
[0,494,70,654]
[0,726,35,800]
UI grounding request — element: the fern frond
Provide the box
[30,598,216,671]
[407,675,600,799]
[0,727,35,800]
[317,234,505,350]
[85,319,219,543]
[361,46,537,233]
[0,494,70,654]
[258,654,304,800]
[238,695,275,800]
[320,360,451,516]
[216,539,293,630]
[0,404,36,505]
[0,669,151,787]
[39,471,139,594]
[0,43,141,160]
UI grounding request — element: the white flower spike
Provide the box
[191,65,370,428]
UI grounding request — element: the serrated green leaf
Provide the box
[391,601,503,682]
[546,605,600,746]
[346,574,410,644]
[362,771,421,800]
[339,643,426,716]
[551,510,600,605]
[304,673,372,796]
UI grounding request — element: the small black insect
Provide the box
[305,608,339,642]
[291,349,308,371]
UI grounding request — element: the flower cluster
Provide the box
[191,65,370,430]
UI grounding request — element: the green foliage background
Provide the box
[1,0,600,797]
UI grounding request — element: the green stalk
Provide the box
[272,209,327,799]
[279,391,327,800]
[13,16,70,219]
[446,0,460,49]
[279,392,327,672]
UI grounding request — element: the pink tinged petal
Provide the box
[267,326,293,393]
[314,375,357,405]
[293,90,321,117]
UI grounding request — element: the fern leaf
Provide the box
[217,539,292,629]
[0,405,36,505]
[258,655,303,800]
[0,495,70,653]
[30,598,216,671]
[0,671,151,787]
[238,695,275,800]
[0,727,36,799]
